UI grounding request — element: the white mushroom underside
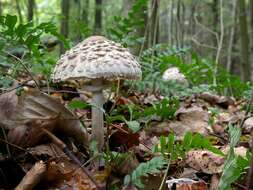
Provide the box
[52,37,141,82]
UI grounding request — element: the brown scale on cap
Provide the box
[52,36,141,82]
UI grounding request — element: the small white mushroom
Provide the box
[52,36,141,153]
[162,67,188,86]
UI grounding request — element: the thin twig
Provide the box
[41,128,103,190]
[3,50,40,90]
[0,126,11,157]
[191,37,218,50]
[0,79,31,95]
[0,138,29,153]
[213,0,224,86]
[159,158,170,190]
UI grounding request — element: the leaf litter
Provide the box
[0,83,252,190]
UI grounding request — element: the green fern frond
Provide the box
[124,156,166,189]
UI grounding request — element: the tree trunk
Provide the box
[212,0,219,42]
[238,0,251,81]
[123,0,133,16]
[250,0,253,80]
[226,0,237,72]
[82,0,89,24]
[27,0,34,22]
[181,2,185,47]
[94,0,102,35]
[60,0,70,54]
[149,0,159,48]
[15,0,23,24]
[175,0,180,48]
[169,0,174,45]
[135,0,148,55]
[0,0,2,16]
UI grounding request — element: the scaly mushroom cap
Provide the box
[52,36,142,82]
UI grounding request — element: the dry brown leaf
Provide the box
[0,90,18,129]
[185,150,224,174]
[45,159,97,190]
[243,117,253,133]
[27,143,67,158]
[166,178,208,190]
[170,106,212,138]
[15,161,46,190]
[175,106,209,122]
[0,89,88,147]
[199,92,234,108]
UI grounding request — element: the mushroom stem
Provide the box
[91,79,105,152]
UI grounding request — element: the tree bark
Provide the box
[169,0,174,45]
[175,0,180,48]
[238,0,251,81]
[0,0,2,16]
[149,0,159,48]
[250,0,253,80]
[123,0,133,16]
[15,0,23,24]
[82,0,89,24]
[189,0,197,37]
[94,0,102,35]
[135,0,148,54]
[27,0,34,22]
[226,0,237,72]
[60,0,70,54]
[212,0,219,42]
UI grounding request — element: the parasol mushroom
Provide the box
[52,36,141,152]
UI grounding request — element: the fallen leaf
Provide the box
[168,106,212,138]
[0,88,89,147]
[0,90,18,129]
[27,143,67,158]
[186,150,224,174]
[166,178,208,190]
[199,92,234,108]
[243,117,253,133]
[45,159,98,190]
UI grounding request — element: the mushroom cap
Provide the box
[162,67,188,86]
[52,36,142,82]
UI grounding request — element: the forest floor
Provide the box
[0,77,252,190]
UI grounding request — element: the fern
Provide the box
[124,156,166,188]
[154,132,224,160]
[107,0,148,47]
[218,125,250,190]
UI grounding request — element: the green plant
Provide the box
[154,132,223,161]
[106,0,148,47]
[218,125,250,190]
[0,14,69,81]
[208,107,221,126]
[124,156,166,188]
[106,106,141,133]
[136,43,252,97]
[106,97,179,132]
[142,97,180,120]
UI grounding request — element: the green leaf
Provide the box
[68,100,90,109]
[167,133,175,156]
[218,125,245,190]
[0,39,5,50]
[5,14,17,30]
[124,156,166,188]
[126,120,141,133]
